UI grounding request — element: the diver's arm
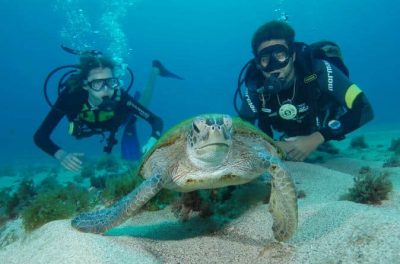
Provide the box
[318,93,374,141]
[34,96,84,172]
[33,108,65,156]
[315,59,374,141]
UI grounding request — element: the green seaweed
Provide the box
[38,176,61,192]
[345,170,393,204]
[102,172,143,202]
[383,156,400,168]
[349,135,368,149]
[6,179,36,218]
[21,183,92,231]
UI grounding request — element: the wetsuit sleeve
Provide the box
[314,60,374,141]
[124,96,163,139]
[33,102,66,157]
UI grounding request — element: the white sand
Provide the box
[1,160,399,264]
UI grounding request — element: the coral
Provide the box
[171,182,270,222]
[21,183,91,231]
[388,137,400,155]
[345,170,392,204]
[171,191,207,221]
[349,135,368,149]
[383,156,400,168]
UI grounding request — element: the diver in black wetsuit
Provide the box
[34,52,182,172]
[237,21,374,161]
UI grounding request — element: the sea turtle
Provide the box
[72,114,298,241]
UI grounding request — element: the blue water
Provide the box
[1,0,399,165]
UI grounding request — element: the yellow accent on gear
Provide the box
[79,104,95,123]
[78,103,115,123]
[98,111,114,122]
[345,84,362,109]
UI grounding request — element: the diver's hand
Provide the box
[141,137,158,154]
[54,149,84,172]
[276,132,325,161]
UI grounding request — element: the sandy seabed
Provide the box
[1,126,399,264]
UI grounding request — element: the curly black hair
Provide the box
[251,20,295,55]
[66,54,116,92]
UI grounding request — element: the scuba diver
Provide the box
[235,20,374,161]
[34,46,183,172]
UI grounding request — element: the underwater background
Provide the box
[1,0,399,166]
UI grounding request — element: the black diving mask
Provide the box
[256,44,292,73]
[85,77,120,92]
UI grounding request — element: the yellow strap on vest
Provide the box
[345,84,362,109]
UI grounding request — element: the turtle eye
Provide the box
[192,123,200,133]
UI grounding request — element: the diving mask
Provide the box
[85,77,120,92]
[256,44,292,73]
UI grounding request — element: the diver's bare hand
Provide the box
[276,132,324,161]
[54,149,84,172]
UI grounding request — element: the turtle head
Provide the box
[187,114,233,167]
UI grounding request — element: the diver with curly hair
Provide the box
[34,51,182,172]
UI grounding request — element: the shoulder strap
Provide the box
[293,42,319,85]
[293,42,321,131]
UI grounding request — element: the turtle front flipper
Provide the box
[259,153,298,241]
[71,174,164,234]
[268,158,298,241]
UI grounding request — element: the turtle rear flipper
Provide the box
[71,174,164,234]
